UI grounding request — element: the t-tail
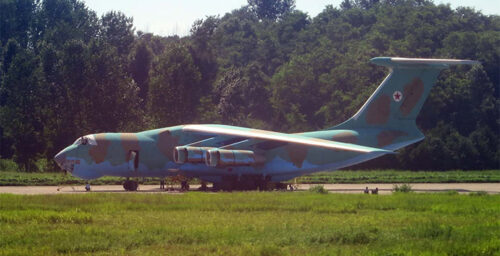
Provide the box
[332,57,479,150]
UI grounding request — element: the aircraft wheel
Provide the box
[236,179,258,191]
[275,182,287,190]
[199,182,208,191]
[123,180,138,191]
[181,181,189,191]
[221,181,233,192]
[123,180,130,191]
[213,181,232,191]
[131,181,138,191]
[257,181,268,191]
[212,182,221,192]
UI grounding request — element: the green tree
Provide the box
[270,55,319,131]
[0,47,45,171]
[1,39,21,74]
[41,39,142,156]
[84,39,142,132]
[148,44,201,127]
[214,8,259,68]
[128,41,153,105]
[189,16,219,96]
[0,0,36,46]
[100,11,135,56]
[213,64,270,126]
[248,0,295,20]
[35,0,99,47]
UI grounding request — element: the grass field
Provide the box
[0,192,499,255]
[1,169,499,186]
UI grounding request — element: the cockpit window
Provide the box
[73,135,98,146]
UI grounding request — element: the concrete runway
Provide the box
[0,183,499,194]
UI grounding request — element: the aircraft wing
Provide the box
[183,124,393,154]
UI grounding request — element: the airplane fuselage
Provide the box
[55,125,401,183]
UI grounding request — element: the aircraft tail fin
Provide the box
[332,57,478,148]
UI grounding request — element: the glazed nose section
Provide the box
[54,150,67,169]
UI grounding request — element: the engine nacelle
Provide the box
[205,149,265,167]
[173,146,213,164]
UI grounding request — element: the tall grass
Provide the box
[0,192,498,255]
[296,169,500,183]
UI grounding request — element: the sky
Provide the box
[83,0,500,37]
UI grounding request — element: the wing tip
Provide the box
[366,148,395,154]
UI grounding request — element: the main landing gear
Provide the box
[180,180,190,191]
[168,175,190,192]
[123,178,138,191]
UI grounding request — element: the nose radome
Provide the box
[54,151,66,168]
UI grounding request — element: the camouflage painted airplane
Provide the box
[54,57,478,191]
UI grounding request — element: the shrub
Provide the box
[393,183,413,193]
[309,185,328,194]
[0,159,18,172]
[35,158,51,172]
[469,191,488,196]
[444,190,459,195]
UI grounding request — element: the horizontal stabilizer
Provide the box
[371,57,480,67]
[183,124,394,154]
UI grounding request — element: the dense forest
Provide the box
[0,0,498,171]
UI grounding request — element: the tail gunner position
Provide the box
[54,57,479,191]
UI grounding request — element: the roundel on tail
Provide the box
[393,91,403,102]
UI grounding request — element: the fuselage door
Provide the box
[128,150,139,172]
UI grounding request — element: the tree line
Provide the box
[0,0,498,171]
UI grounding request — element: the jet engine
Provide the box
[174,146,212,164]
[205,149,265,167]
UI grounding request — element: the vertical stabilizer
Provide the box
[332,57,479,148]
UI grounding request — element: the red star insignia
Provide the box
[393,91,402,102]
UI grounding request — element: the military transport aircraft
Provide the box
[54,57,478,191]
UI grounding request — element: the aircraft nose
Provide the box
[54,150,67,169]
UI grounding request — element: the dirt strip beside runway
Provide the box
[0,183,498,194]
